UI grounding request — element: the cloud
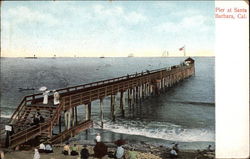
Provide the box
[93,5,124,16]
[124,11,147,24]
[92,4,147,25]
[6,6,59,27]
[155,14,213,34]
[153,2,176,9]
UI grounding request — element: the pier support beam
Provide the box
[142,84,145,99]
[86,103,91,120]
[59,113,62,133]
[111,94,116,121]
[146,83,150,97]
[100,98,104,128]
[135,86,139,103]
[132,88,136,105]
[75,107,78,125]
[127,89,132,109]
[72,108,75,127]
[138,85,142,103]
[120,91,125,117]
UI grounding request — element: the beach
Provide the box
[2,142,215,159]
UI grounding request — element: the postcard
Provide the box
[0,1,248,159]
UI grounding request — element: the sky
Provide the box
[1,1,215,57]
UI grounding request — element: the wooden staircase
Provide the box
[8,100,64,148]
[6,95,93,149]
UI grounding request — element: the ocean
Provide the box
[0,57,215,150]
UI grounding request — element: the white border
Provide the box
[215,1,249,158]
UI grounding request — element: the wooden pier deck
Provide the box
[1,58,195,149]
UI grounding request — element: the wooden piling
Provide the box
[127,89,131,109]
[100,98,104,128]
[75,107,78,125]
[120,91,125,117]
[132,88,136,105]
[135,86,139,103]
[72,107,75,127]
[59,114,62,133]
[87,103,91,120]
[111,94,116,121]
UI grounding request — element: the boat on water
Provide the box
[18,87,35,92]
[25,55,37,59]
[100,56,105,58]
[128,53,134,57]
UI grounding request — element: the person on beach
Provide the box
[38,142,45,153]
[70,144,79,156]
[62,142,70,155]
[43,89,50,104]
[0,150,4,159]
[115,145,125,159]
[95,133,101,143]
[207,145,212,152]
[169,143,179,158]
[127,150,137,159]
[94,142,108,158]
[53,90,60,106]
[173,143,179,153]
[170,148,178,158]
[44,142,53,153]
[33,148,40,159]
[80,145,89,159]
[113,139,126,159]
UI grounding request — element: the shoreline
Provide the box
[2,141,215,159]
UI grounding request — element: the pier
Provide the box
[1,58,195,149]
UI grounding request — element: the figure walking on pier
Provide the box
[53,90,60,106]
[39,87,50,104]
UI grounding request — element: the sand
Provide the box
[2,142,215,159]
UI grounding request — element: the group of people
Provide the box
[33,142,53,159]
[33,133,215,159]
[62,143,81,156]
[61,133,127,159]
[93,133,128,159]
[62,143,89,159]
[31,112,45,126]
[38,142,53,153]
[42,88,60,106]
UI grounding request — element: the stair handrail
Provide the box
[48,98,65,137]
[9,99,65,148]
[9,97,27,124]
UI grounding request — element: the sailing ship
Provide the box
[162,50,169,57]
